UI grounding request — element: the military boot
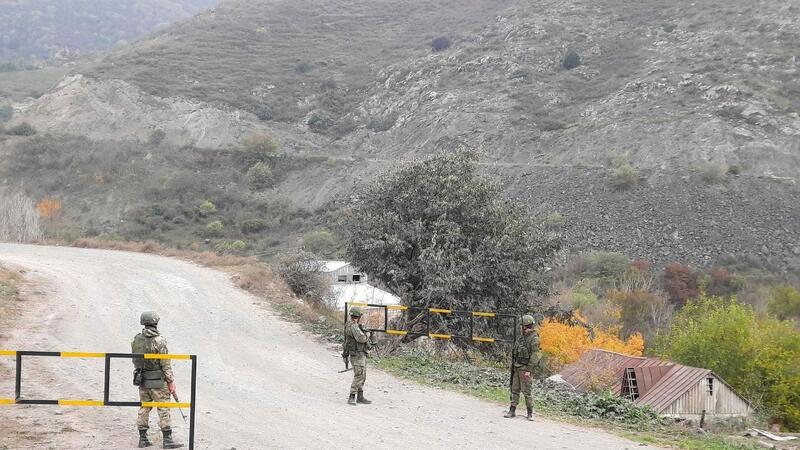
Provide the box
[526,407,534,421]
[347,393,356,405]
[356,391,372,404]
[504,406,516,418]
[161,428,184,449]
[138,429,152,448]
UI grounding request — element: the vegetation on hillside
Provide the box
[0,133,332,257]
[87,0,515,125]
[0,191,42,242]
[656,296,800,431]
[341,149,560,339]
[0,0,215,61]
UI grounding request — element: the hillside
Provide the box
[0,0,216,62]
[1,0,799,269]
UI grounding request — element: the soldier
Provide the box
[132,311,184,448]
[504,314,539,421]
[343,307,373,405]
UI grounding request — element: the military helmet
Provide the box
[349,307,363,317]
[521,315,535,326]
[140,311,160,326]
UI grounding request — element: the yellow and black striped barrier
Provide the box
[344,302,518,344]
[0,350,197,449]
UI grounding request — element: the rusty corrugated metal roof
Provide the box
[558,349,672,394]
[557,349,743,413]
[637,365,711,411]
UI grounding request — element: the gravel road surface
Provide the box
[0,244,658,449]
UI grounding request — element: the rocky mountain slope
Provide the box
[0,0,216,61]
[2,0,799,269]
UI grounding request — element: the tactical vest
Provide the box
[132,333,166,389]
[344,323,368,354]
[514,333,539,366]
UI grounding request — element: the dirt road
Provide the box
[0,244,657,449]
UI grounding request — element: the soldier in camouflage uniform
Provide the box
[504,314,539,421]
[343,307,373,405]
[132,311,183,448]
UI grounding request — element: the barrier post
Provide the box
[189,355,197,450]
[15,351,21,400]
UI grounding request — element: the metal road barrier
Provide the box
[0,350,198,450]
[345,302,518,343]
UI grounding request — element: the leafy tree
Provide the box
[302,230,338,258]
[767,284,800,320]
[277,250,330,306]
[607,289,673,343]
[656,296,800,430]
[662,262,699,306]
[584,251,630,280]
[538,314,644,369]
[247,162,274,191]
[341,149,561,328]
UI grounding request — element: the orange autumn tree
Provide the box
[538,313,644,369]
[36,198,62,219]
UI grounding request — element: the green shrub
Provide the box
[247,162,274,191]
[585,251,630,280]
[302,230,338,257]
[307,110,334,131]
[240,218,267,234]
[700,160,729,183]
[214,239,247,255]
[562,51,581,70]
[656,295,800,430]
[366,112,399,132]
[610,163,639,190]
[240,133,278,164]
[198,200,217,217]
[431,36,451,52]
[204,220,224,237]
[570,279,598,309]
[544,212,566,229]
[295,62,313,74]
[767,285,800,320]
[254,105,273,121]
[6,122,37,136]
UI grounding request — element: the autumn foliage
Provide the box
[663,262,699,306]
[538,314,644,369]
[36,198,62,219]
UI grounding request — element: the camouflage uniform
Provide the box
[510,330,539,409]
[345,321,369,395]
[132,326,175,431]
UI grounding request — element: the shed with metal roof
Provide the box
[557,349,752,421]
